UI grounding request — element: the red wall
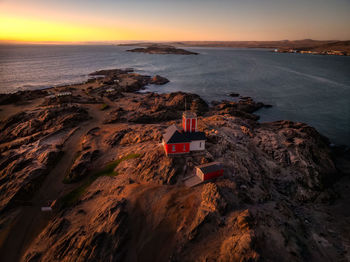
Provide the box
[165,143,190,154]
[186,119,190,132]
[203,170,224,180]
[183,116,197,132]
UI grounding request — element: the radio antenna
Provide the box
[185,97,187,112]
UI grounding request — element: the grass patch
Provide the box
[100,103,110,110]
[60,153,140,209]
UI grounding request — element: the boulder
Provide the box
[229,92,239,97]
[150,75,169,85]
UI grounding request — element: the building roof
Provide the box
[163,125,191,144]
[183,131,206,141]
[196,162,223,174]
[183,111,197,118]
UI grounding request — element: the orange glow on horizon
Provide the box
[0,15,141,43]
[0,15,206,43]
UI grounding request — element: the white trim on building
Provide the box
[189,140,205,151]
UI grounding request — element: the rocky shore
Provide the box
[0,69,349,262]
[126,45,198,55]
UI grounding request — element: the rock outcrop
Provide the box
[0,107,90,213]
[212,98,270,120]
[88,68,169,96]
[150,75,170,85]
[0,106,89,144]
[24,198,129,262]
[103,92,209,124]
[0,144,62,213]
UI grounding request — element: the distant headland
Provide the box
[119,39,350,56]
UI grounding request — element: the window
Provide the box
[199,142,202,148]
[183,144,186,151]
[172,145,176,152]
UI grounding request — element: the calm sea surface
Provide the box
[0,45,349,145]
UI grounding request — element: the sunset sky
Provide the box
[1,0,350,43]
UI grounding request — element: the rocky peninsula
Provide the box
[0,69,349,262]
[126,45,198,55]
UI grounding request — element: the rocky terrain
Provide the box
[126,45,198,55]
[0,69,349,262]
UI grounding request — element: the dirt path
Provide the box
[0,104,104,262]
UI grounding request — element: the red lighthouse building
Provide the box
[162,111,206,156]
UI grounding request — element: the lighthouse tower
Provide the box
[182,111,197,133]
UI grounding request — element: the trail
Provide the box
[0,105,103,262]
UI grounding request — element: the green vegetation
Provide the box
[60,153,140,209]
[100,103,110,110]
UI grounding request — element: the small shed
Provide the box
[195,162,223,181]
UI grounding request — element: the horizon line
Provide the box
[0,38,347,46]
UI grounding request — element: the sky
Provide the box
[0,0,350,43]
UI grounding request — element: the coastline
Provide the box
[0,68,349,261]
[0,68,348,149]
[1,68,348,149]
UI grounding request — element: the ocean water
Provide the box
[0,44,349,145]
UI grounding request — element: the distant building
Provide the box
[106,88,115,93]
[195,162,224,181]
[162,111,206,156]
[57,92,72,97]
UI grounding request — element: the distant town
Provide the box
[275,48,350,56]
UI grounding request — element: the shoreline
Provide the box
[0,68,349,261]
[1,67,349,152]
[1,70,348,149]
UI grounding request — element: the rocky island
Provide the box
[0,69,349,262]
[126,45,198,55]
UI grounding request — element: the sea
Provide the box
[0,44,349,146]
